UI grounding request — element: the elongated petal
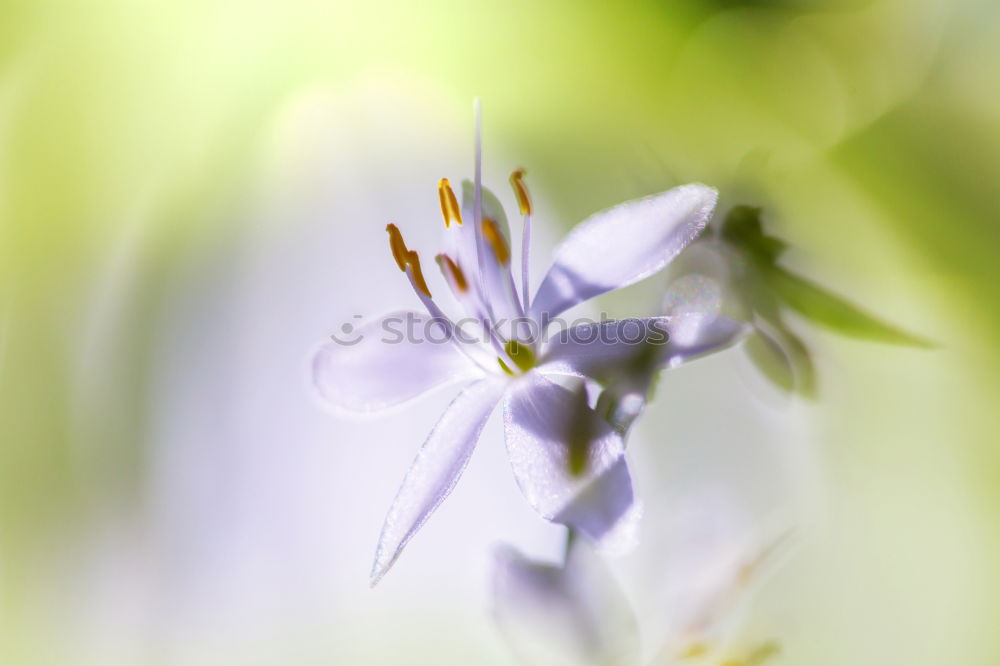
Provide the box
[537,315,746,382]
[531,184,718,321]
[492,542,639,666]
[370,378,505,585]
[460,181,524,327]
[312,311,480,413]
[503,372,635,545]
[537,317,671,382]
[538,315,745,435]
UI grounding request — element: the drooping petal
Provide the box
[491,541,640,666]
[312,311,481,413]
[502,371,635,546]
[531,184,718,322]
[370,377,505,585]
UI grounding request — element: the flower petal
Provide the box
[491,542,640,666]
[537,317,673,382]
[536,315,746,435]
[663,313,748,367]
[502,372,635,544]
[460,180,524,327]
[312,311,480,413]
[370,377,505,585]
[531,184,718,321]
[553,457,642,554]
[537,315,746,382]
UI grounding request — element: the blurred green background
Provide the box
[1,0,998,664]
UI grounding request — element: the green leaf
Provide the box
[767,266,935,347]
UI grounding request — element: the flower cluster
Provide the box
[311,107,928,665]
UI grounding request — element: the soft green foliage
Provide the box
[714,205,931,395]
[1,0,999,664]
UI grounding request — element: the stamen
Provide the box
[509,168,532,215]
[435,253,468,293]
[497,358,515,375]
[406,250,432,298]
[386,223,408,271]
[510,168,533,312]
[482,217,511,266]
[437,178,462,227]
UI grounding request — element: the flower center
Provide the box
[502,340,535,374]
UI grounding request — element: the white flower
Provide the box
[313,107,740,585]
[490,493,791,666]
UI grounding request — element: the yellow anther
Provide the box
[497,357,515,375]
[437,178,463,227]
[406,250,432,298]
[482,217,511,265]
[436,253,468,293]
[510,168,532,216]
[386,223,408,271]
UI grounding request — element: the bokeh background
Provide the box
[1,0,999,664]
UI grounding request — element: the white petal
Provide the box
[503,372,635,544]
[312,311,480,413]
[460,181,523,326]
[537,317,673,382]
[370,378,505,585]
[536,315,745,435]
[663,313,748,367]
[537,315,746,382]
[492,543,640,666]
[554,458,643,554]
[531,184,718,321]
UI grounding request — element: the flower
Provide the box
[313,107,739,585]
[491,493,790,666]
[492,539,640,666]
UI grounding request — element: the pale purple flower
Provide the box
[492,540,640,666]
[491,494,791,666]
[313,108,737,585]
